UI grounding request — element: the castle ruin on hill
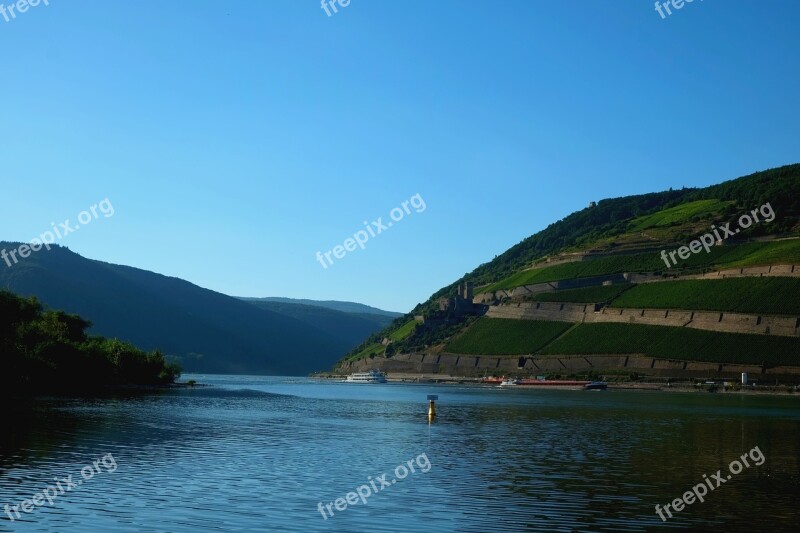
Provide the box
[437,282,477,316]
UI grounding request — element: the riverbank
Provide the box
[1,380,204,400]
[312,372,800,395]
[334,352,800,385]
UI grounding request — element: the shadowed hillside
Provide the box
[240,299,397,348]
[243,297,401,318]
[0,245,352,375]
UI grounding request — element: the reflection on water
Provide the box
[1,376,799,532]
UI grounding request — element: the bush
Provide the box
[0,290,181,394]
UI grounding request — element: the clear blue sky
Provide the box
[1,1,798,312]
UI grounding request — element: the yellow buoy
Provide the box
[427,394,437,421]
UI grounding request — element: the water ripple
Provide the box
[1,377,798,532]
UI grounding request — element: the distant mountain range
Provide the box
[240,297,401,318]
[238,298,398,349]
[0,244,398,375]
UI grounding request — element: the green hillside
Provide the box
[463,164,800,291]
[339,164,800,371]
[628,199,733,231]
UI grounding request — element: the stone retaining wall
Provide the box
[334,353,800,381]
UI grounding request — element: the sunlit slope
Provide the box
[341,164,800,366]
[443,319,800,367]
[480,239,800,293]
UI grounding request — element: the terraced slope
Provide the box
[610,278,800,315]
[338,164,800,376]
[480,239,800,294]
[442,319,800,367]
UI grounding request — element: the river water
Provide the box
[2,375,798,532]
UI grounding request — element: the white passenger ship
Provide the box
[346,370,388,383]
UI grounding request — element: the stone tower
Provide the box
[462,281,474,300]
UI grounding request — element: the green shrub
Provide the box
[0,290,180,394]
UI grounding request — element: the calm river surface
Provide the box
[2,375,799,532]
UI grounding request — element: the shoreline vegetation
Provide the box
[1,290,181,396]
